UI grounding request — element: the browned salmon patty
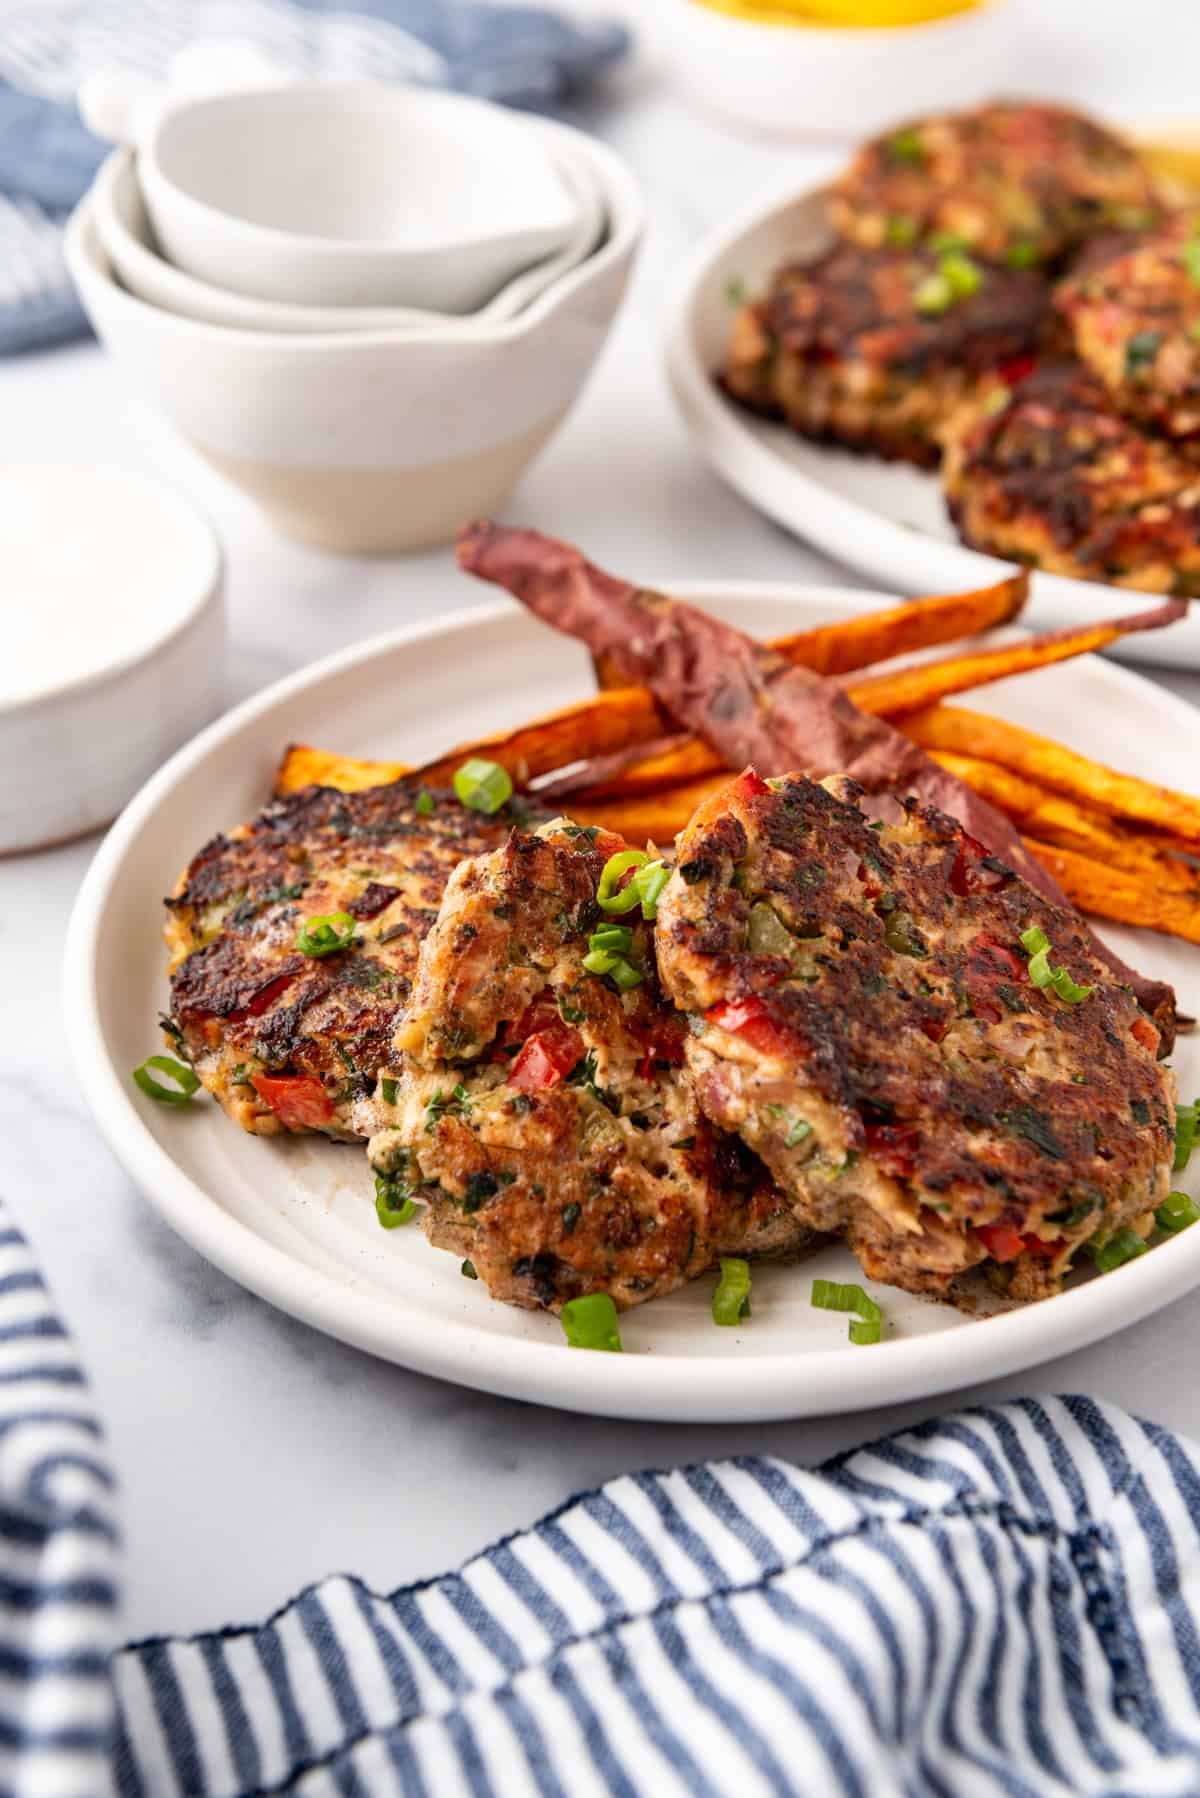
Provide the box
[654,769,1174,1305]
[722,241,1050,467]
[164,781,542,1140]
[366,821,812,1311]
[942,359,1200,594]
[1058,215,1200,437]
[830,102,1159,267]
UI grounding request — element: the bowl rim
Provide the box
[0,463,223,719]
[68,113,643,352]
[143,81,578,262]
[91,142,601,338]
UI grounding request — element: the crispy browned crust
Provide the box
[164,782,545,1138]
[720,244,1051,467]
[368,821,818,1310]
[655,771,1175,1303]
[830,101,1160,265]
[942,360,1200,595]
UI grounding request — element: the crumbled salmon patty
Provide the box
[366,822,811,1310]
[722,240,1050,467]
[830,102,1159,267]
[654,769,1174,1304]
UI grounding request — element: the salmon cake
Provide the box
[1057,216,1200,438]
[365,821,811,1311]
[722,240,1049,467]
[654,768,1175,1305]
[164,780,540,1140]
[942,359,1200,594]
[830,101,1159,267]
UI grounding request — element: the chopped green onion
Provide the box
[712,1257,752,1326]
[884,912,928,957]
[1125,329,1163,374]
[461,1259,478,1280]
[132,1055,201,1106]
[375,1174,417,1229]
[889,127,925,164]
[597,849,649,913]
[931,231,970,254]
[560,1293,623,1352]
[1020,924,1091,1003]
[1174,1101,1198,1172]
[295,911,357,958]
[811,1278,883,1345]
[635,861,670,919]
[1005,240,1039,268]
[584,920,643,989]
[1090,1228,1148,1273]
[939,250,982,299]
[582,948,617,976]
[589,924,633,956]
[453,758,513,814]
[608,958,645,992]
[748,902,794,958]
[381,1077,398,1107]
[415,789,435,816]
[786,1118,814,1149]
[885,213,917,246]
[1157,1190,1200,1234]
[914,272,953,315]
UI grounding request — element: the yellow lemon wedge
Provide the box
[690,0,984,28]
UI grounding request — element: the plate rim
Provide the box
[662,172,1200,664]
[63,582,1200,1423]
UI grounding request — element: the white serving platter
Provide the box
[665,180,1200,672]
[64,585,1200,1422]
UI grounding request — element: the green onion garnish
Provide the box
[712,1257,752,1326]
[889,126,925,164]
[914,272,953,315]
[560,1292,622,1352]
[786,1118,813,1149]
[635,861,670,920]
[811,1278,883,1345]
[1125,329,1163,374]
[1157,1190,1200,1234]
[1090,1228,1148,1273]
[1019,925,1092,1004]
[583,920,644,990]
[453,758,513,814]
[939,250,982,299]
[1005,240,1039,268]
[132,1055,201,1107]
[415,789,435,816]
[375,1174,417,1229]
[1174,1100,1198,1172]
[597,849,650,913]
[885,213,917,246]
[295,911,357,958]
[381,1077,398,1107]
[461,1259,478,1280]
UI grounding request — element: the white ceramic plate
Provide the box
[665,179,1200,672]
[64,586,1200,1422]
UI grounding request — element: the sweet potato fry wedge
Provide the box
[567,776,731,845]
[274,743,408,798]
[905,705,1200,843]
[591,569,1029,689]
[408,687,665,791]
[933,752,1200,892]
[1022,839,1200,944]
[844,598,1186,718]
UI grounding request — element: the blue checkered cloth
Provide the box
[8,1190,1200,1795]
[0,0,629,355]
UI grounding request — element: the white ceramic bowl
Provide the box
[67,117,642,554]
[141,83,578,312]
[0,466,223,854]
[92,141,605,337]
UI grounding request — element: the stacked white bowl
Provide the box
[68,81,643,553]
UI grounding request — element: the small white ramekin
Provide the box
[0,466,224,854]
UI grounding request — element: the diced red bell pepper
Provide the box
[733,769,772,803]
[977,1222,1024,1263]
[252,1072,334,1131]
[919,1014,949,1044]
[1021,1233,1060,1260]
[998,353,1036,388]
[228,972,297,1023]
[509,1021,584,1092]
[863,1122,919,1179]
[968,933,1025,981]
[706,996,800,1059]
[1131,1014,1160,1054]
[949,834,1011,898]
[512,993,563,1041]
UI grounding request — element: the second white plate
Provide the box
[665,178,1200,672]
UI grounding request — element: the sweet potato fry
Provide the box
[904,705,1200,843]
[567,776,731,844]
[932,752,1200,892]
[844,598,1186,718]
[1022,839,1200,944]
[408,687,665,791]
[591,569,1029,689]
[274,744,408,798]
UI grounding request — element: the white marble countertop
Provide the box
[8,13,1200,1644]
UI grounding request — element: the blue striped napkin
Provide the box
[8,1186,1200,1797]
[0,0,629,355]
